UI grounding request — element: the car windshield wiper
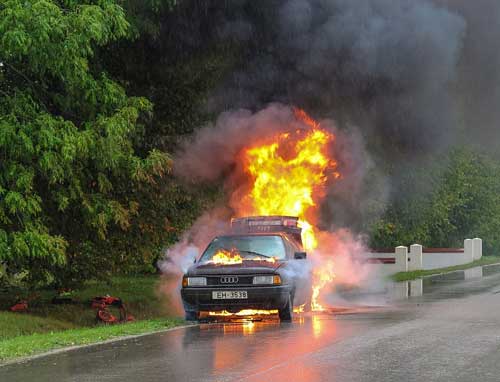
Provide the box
[239,250,273,259]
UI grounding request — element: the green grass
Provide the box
[0,318,184,360]
[0,275,185,361]
[391,256,500,282]
[0,312,76,340]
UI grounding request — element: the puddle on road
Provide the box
[387,264,500,304]
[339,263,500,303]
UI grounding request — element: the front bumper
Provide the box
[181,285,291,312]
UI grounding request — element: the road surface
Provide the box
[2,273,500,382]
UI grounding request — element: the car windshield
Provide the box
[200,235,286,263]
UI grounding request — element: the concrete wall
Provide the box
[367,263,400,278]
[422,250,469,270]
[366,238,482,272]
[360,251,400,276]
[362,251,395,259]
[418,238,482,271]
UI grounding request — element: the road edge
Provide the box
[0,322,197,368]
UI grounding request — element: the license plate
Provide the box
[212,291,248,299]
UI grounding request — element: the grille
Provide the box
[206,275,254,286]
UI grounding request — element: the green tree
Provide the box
[370,148,500,254]
[0,0,171,287]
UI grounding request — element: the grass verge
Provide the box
[0,275,185,361]
[0,318,184,361]
[391,256,500,282]
[0,312,75,339]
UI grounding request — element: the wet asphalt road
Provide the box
[2,273,500,382]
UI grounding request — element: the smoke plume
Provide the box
[169,0,500,229]
[438,0,500,155]
[209,0,466,153]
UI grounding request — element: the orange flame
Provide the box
[209,248,243,265]
[208,309,278,317]
[311,259,336,311]
[206,306,304,318]
[234,108,339,311]
[207,248,277,265]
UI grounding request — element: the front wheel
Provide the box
[185,310,199,321]
[278,293,293,321]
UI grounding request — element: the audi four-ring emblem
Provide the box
[220,276,238,284]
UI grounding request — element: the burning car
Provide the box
[181,216,311,321]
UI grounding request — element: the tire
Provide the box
[278,293,293,322]
[185,310,199,321]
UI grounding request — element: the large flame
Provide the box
[236,109,339,311]
[311,258,336,311]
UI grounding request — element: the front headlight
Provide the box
[183,276,207,287]
[253,275,281,285]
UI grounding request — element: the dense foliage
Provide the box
[0,0,191,287]
[370,149,500,254]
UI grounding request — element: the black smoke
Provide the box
[439,0,500,154]
[208,0,466,153]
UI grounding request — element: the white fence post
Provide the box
[473,238,482,260]
[395,246,408,272]
[409,244,423,271]
[464,239,474,263]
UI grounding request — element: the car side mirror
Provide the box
[294,251,307,260]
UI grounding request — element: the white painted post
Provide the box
[473,238,482,260]
[464,239,474,263]
[409,244,423,271]
[395,246,408,272]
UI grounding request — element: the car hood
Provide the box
[187,260,282,275]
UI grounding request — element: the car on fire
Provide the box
[181,216,312,321]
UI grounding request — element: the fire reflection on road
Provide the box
[312,315,323,338]
[217,320,261,336]
[173,306,390,382]
[242,321,255,335]
[190,312,345,381]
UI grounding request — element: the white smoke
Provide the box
[157,207,231,313]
